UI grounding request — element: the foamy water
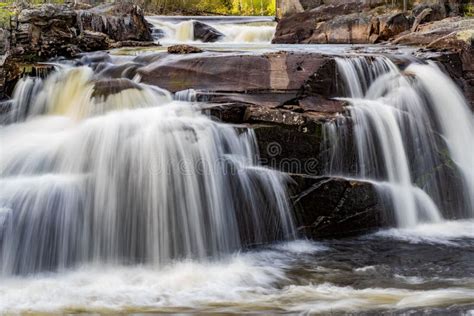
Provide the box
[147,17,276,44]
[1,237,473,314]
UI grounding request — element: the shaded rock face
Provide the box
[10,3,152,61]
[290,175,390,238]
[192,21,224,43]
[78,4,153,42]
[1,3,153,100]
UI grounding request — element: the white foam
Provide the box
[375,220,474,245]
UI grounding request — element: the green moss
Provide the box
[0,3,15,29]
[464,4,474,17]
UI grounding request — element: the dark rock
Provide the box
[91,78,142,100]
[78,3,153,42]
[207,102,249,124]
[413,3,447,21]
[168,44,203,54]
[290,175,390,238]
[412,8,435,32]
[9,3,153,61]
[192,21,224,43]
[377,13,411,41]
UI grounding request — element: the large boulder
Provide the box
[78,3,153,42]
[192,21,224,43]
[290,175,390,238]
[273,2,363,44]
[139,52,336,94]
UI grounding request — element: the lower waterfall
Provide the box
[324,57,474,227]
[0,67,295,275]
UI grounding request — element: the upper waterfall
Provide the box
[146,16,277,44]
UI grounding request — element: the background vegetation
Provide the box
[136,0,276,15]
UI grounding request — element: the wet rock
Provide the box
[139,52,333,94]
[207,103,249,124]
[91,78,142,100]
[290,175,390,238]
[168,44,203,54]
[192,21,224,43]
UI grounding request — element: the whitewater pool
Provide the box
[1,220,473,314]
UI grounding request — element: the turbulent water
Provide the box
[0,66,294,275]
[1,16,474,314]
[1,224,473,314]
[324,57,474,227]
[146,16,276,44]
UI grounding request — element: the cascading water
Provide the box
[0,67,295,275]
[323,56,474,227]
[147,17,276,44]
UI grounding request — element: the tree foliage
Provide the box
[140,0,276,16]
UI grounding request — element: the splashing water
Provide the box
[323,57,474,227]
[0,67,295,275]
[147,17,276,44]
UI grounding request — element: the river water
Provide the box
[0,17,473,315]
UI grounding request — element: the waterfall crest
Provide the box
[0,68,295,275]
[325,57,474,227]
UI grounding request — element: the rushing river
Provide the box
[0,16,473,314]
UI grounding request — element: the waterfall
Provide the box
[0,68,295,275]
[147,17,276,44]
[325,57,474,227]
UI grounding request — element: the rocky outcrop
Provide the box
[192,21,224,42]
[290,175,389,238]
[77,4,152,42]
[8,3,152,61]
[273,0,469,45]
[0,3,153,100]
[273,2,411,44]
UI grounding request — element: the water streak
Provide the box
[325,57,474,227]
[0,68,294,275]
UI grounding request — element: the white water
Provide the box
[1,237,473,314]
[0,67,294,275]
[327,57,474,227]
[147,17,276,44]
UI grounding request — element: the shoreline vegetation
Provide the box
[0,0,277,21]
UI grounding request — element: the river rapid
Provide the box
[0,16,473,315]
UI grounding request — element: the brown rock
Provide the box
[167,44,203,54]
[139,52,333,94]
[377,13,411,42]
